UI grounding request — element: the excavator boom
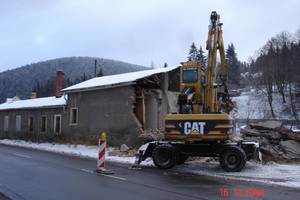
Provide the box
[205,11,229,113]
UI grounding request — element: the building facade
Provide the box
[0,97,66,142]
[0,67,179,146]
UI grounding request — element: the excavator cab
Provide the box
[178,61,202,114]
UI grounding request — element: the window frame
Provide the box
[4,115,9,132]
[28,116,34,132]
[69,107,78,125]
[40,115,47,133]
[54,114,62,134]
[182,68,198,83]
[16,115,21,132]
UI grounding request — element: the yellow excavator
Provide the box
[134,11,259,172]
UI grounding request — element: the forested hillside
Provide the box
[0,57,147,103]
[245,31,300,120]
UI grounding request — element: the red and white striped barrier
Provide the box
[96,132,114,174]
[97,132,106,170]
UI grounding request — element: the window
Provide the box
[4,116,9,132]
[16,115,21,132]
[28,116,34,132]
[41,116,47,133]
[54,115,61,134]
[70,108,78,125]
[183,68,198,83]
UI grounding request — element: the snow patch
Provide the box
[0,139,151,165]
[0,96,66,111]
[62,66,178,92]
[176,160,300,188]
[232,91,299,120]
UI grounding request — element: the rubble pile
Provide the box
[139,129,164,141]
[108,144,136,157]
[240,120,300,162]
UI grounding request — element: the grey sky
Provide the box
[0,0,299,71]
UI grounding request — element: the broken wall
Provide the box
[142,72,179,131]
[66,85,142,146]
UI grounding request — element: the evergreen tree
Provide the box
[97,68,104,77]
[226,43,241,85]
[150,61,155,69]
[187,42,198,61]
[82,72,86,81]
[33,76,56,97]
[64,78,73,88]
[197,46,206,71]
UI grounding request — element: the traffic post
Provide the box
[95,131,114,174]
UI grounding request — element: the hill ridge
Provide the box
[0,56,148,103]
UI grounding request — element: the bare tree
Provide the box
[255,45,276,118]
[252,30,299,120]
[288,42,300,122]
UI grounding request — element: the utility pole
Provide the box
[94,59,97,77]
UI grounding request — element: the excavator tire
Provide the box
[219,146,246,172]
[152,144,177,169]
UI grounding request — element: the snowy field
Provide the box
[0,139,299,188]
[232,89,299,120]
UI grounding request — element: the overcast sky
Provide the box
[0,0,299,72]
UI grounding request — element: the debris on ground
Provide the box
[279,140,300,158]
[109,148,136,157]
[241,120,300,162]
[139,129,164,141]
[249,120,283,130]
[120,144,130,152]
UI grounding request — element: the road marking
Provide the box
[80,168,127,181]
[171,184,204,188]
[80,169,94,174]
[13,153,32,159]
[101,174,127,181]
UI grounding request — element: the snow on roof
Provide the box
[62,66,178,92]
[0,96,66,111]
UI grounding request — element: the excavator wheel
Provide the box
[219,146,246,172]
[152,144,177,169]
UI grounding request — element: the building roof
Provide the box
[0,96,66,111]
[62,66,178,93]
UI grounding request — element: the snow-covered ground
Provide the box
[1,139,299,188]
[177,160,300,188]
[0,139,137,164]
[232,89,299,120]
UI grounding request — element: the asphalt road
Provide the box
[0,144,299,200]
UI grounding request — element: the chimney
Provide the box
[55,70,64,97]
[31,92,37,99]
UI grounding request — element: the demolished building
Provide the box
[0,67,179,146]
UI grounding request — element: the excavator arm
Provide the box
[216,14,234,113]
[205,11,233,113]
